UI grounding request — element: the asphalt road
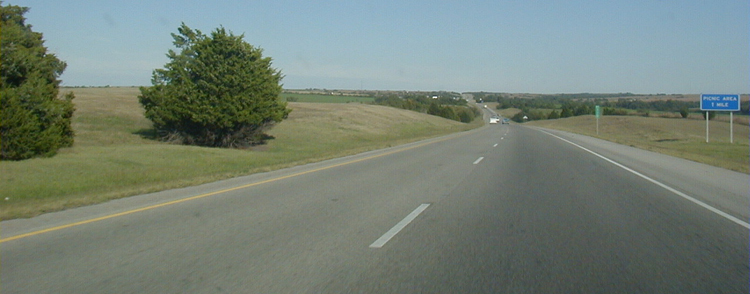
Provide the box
[3,119,748,293]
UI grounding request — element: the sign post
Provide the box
[730,112,733,143]
[700,94,740,143]
[595,105,601,135]
[705,111,709,143]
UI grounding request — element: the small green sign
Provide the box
[595,105,601,118]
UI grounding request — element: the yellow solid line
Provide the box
[1,136,456,243]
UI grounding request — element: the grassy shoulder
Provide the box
[526,115,749,174]
[0,87,481,220]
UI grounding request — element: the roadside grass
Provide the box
[527,115,749,173]
[66,87,155,146]
[0,88,480,220]
[281,93,375,103]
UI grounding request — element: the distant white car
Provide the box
[489,117,500,124]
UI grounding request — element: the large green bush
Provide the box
[139,24,290,148]
[1,3,75,160]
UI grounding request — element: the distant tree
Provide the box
[559,106,573,118]
[528,109,546,120]
[1,3,75,160]
[679,108,689,118]
[439,106,458,121]
[602,107,628,116]
[702,111,716,120]
[547,110,560,120]
[427,102,441,116]
[374,95,404,108]
[574,104,592,116]
[456,107,477,123]
[511,111,528,123]
[139,23,290,148]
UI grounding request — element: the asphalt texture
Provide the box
[3,116,748,293]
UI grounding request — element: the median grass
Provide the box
[0,87,480,220]
[527,115,749,173]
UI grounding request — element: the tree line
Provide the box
[471,92,749,123]
[373,93,479,123]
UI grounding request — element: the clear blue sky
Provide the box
[10,0,749,93]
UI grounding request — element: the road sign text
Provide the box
[700,94,740,111]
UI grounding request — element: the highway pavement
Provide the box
[2,120,748,293]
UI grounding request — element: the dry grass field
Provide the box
[0,87,480,219]
[528,115,749,173]
[67,87,155,146]
[3,87,744,219]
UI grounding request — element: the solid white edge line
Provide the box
[370,203,431,248]
[540,130,750,229]
[473,157,484,165]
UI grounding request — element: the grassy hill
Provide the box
[0,87,480,219]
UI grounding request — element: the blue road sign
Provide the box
[700,94,740,111]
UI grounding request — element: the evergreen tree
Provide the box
[1,3,75,160]
[139,24,290,148]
